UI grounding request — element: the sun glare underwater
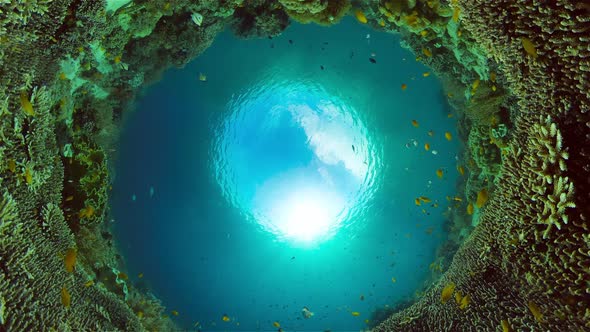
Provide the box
[112,16,461,331]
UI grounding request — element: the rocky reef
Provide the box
[0,0,587,331]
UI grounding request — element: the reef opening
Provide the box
[111,17,460,330]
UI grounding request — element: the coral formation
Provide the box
[0,0,588,330]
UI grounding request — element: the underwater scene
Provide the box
[0,1,588,332]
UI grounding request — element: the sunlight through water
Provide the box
[213,72,381,246]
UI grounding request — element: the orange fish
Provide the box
[445,132,452,141]
[171,310,179,316]
[424,143,430,151]
[411,120,419,127]
[64,248,76,273]
[118,272,128,280]
[401,83,407,90]
[436,169,444,178]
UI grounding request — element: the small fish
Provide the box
[475,189,488,208]
[521,37,538,58]
[25,167,33,185]
[61,286,71,307]
[445,132,452,141]
[420,30,428,37]
[422,48,432,57]
[222,314,230,322]
[20,91,35,116]
[457,165,465,176]
[64,248,77,273]
[451,196,462,202]
[171,310,179,316]
[273,321,280,328]
[427,130,434,137]
[118,272,128,280]
[423,72,430,77]
[501,319,512,332]
[288,39,293,44]
[391,277,396,283]
[527,301,543,322]
[84,280,94,287]
[369,57,376,64]
[401,83,407,90]
[419,196,432,203]
[378,19,385,27]
[359,294,364,301]
[415,198,422,206]
[138,273,144,278]
[7,159,16,173]
[354,10,368,24]
[452,7,460,22]
[320,65,325,70]
[137,311,144,318]
[459,294,471,309]
[198,73,207,82]
[424,143,430,151]
[149,186,154,198]
[466,203,474,215]
[131,194,136,201]
[351,144,356,152]
[441,282,455,303]
[436,169,444,178]
[431,150,438,155]
[65,195,74,202]
[411,120,419,127]
[351,311,361,317]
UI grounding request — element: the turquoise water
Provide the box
[112,17,459,331]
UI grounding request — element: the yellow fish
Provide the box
[419,196,431,203]
[436,169,444,179]
[61,286,71,307]
[500,319,512,332]
[466,203,474,215]
[422,48,432,57]
[521,37,537,58]
[424,143,430,151]
[414,198,422,206]
[459,294,471,309]
[222,314,230,322]
[351,311,361,316]
[378,19,385,27]
[411,119,419,127]
[273,321,280,328]
[445,132,452,141]
[20,91,35,116]
[527,301,543,322]
[354,10,368,24]
[457,165,465,176]
[7,159,16,173]
[401,83,407,90]
[25,167,33,185]
[475,189,488,208]
[171,310,179,316]
[452,7,460,22]
[84,280,94,287]
[423,72,430,77]
[64,248,76,273]
[441,282,455,303]
[137,311,144,318]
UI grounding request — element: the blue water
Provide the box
[112,17,459,331]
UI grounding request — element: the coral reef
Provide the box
[0,0,588,330]
[373,0,590,331]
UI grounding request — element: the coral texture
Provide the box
[374,0,590,330]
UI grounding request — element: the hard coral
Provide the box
[279,0,351,25]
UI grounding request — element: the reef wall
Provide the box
[0,0,587,331]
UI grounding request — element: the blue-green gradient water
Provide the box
[112,17,460,331]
